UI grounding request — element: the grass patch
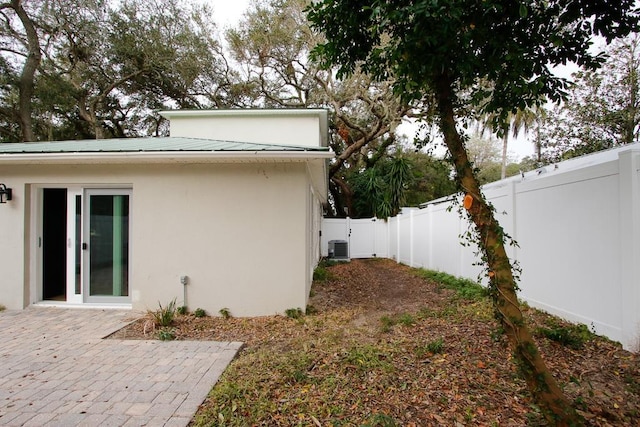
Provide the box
[397,313,416,326]
[285,307,304,319]
[414,269,487,300]
[318,257,341,268]
[342,344,395,374]
[380,315,396,332]
[379,312,417,332]
[314,258,341,282]
[416,338,445,357]
[426,337,445,354]
[313,265,334,282]
[363,413,398,426]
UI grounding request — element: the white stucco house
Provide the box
[0,109,332,316]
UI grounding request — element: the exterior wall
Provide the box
[169,115,324,148]
[0,172,27,309]
[0,162,313,316]
[322,146,640,351]
[306,185,323,299]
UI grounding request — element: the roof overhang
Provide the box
[0,133,333,203]
[0,150,333,165]
[0,149,332,204]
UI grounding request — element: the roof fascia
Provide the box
[0,150,334,165]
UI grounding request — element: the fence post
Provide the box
[427,204,434,270]
[396,212,401,264]
[509,180,519,262]
[618,149,640,350]
[409,209,414,267]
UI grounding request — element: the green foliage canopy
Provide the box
[308,0,638,124]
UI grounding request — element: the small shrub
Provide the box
[177,305,188,315]
[194,308,207,318]
[285,308,304,319]
[150,299,177,327]
[305,304,318,315]
[219,307,231,319]
[157,327,176,341]
[0,304,5,312]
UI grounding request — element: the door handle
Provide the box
[82,243,88,250]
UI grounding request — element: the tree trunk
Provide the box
[11,0,41,142]
[330,176,354,217]
[501,133,508,180]
[434,73,583,426]
[77,96,104,139]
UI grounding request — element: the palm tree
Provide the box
[480,107,540,179]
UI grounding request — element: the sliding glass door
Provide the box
[84,189,131,303]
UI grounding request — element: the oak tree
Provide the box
[541,34,640,162]
[227,0,410,215]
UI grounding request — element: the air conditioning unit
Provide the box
[328,240,349,260]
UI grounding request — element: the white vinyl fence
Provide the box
[321,144,640,351]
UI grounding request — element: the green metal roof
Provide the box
[0,137,330,154]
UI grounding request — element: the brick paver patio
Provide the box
[0,307,242,426]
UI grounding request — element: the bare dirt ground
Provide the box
[111,259,640,426]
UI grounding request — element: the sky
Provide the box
[210,0,250,29]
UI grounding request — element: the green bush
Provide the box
[219,307,231,319]
[194,308,206,318]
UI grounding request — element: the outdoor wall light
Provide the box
[0,183,12,203]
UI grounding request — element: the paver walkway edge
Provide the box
[0,307,242,427]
